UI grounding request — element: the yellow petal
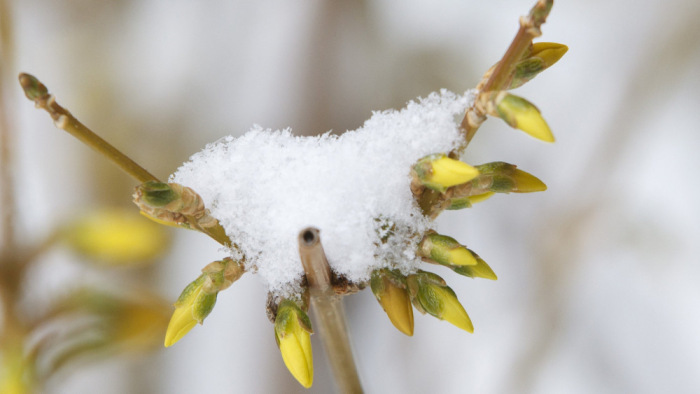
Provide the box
[447,247,478,266]
[511,169,547,192]
[437,286,474,333]
[468,192,495,204]
[379,282,414,336]
[496,93,555,143]
[279,328,314,388]
[164,305,198,347]
[531,42,568,68]
[430,156,480,189]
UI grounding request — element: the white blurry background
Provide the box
[4,0,700,393]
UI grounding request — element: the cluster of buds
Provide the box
[150,6,566,390]
[476,42,567,143]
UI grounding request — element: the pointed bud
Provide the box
[134,181,218,229]
[450,252,498,280]
[510,169,547,192]
[406,271,473,332]
[490,92,554,142]
[164,259,242,347]
[531,42,568,69]
[413,154,479,193]
[419,233,477,267]
[446,192,495,210]
[165,275,207,347]
[370,269,414,336]
[19,73,49,101]
[475,162,547,193]
[510,42,568,89]
[275,300,314,388]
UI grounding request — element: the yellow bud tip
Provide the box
[511,170,547,192]
[531,42,568,68]
[164,306,198,347]
[468,192,495,204]
[497,94,555,143]
[438,288,474,333]
[447,247,478,266]
[381,284,414,336]
[279,327,314,388]
[430,157,480,188]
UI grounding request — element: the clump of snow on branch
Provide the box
[171,90,474,297]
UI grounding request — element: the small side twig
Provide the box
[298,228,363,394]
[18,73,232,247]
[18,73,158,183]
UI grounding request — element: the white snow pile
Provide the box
[171,89,474,297]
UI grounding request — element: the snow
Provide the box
[171,89,474,297]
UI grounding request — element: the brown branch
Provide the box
[298,228,363,394]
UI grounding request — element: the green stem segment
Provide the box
[298,228,363,394]
[18,73,159,183]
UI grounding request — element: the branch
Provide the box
[417,0,554,217]
[298,228,363,394]
[18,73,232,248]
[18,73,159,183]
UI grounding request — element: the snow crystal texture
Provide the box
[171,90,474,297]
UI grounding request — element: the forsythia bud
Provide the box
[510,42,568,89]
[164,258,243,347]
[133,181,218,229]
[413,154,480,192]
[406,271,473,332]
[475,162,547,193]
[449,252,498,280]
[370,269,414,336]
[419,233,477,267]
[275,299,314,388]
[63,208,169,265]
[490,92,554,142]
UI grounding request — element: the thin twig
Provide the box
[298,228,363,394]
[18,73,159,183]
[18,73,232,248]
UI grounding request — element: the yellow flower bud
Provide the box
[407,271,473,333]
[494,92,555,142]
[419,233,477,267]
[451,253,498,281]
[510,42,568,89]
[370,269,414,336]
[530,42,568,69]
[64,208,170,265]
[164,304,198,348]
[164,275,218,347]
[511,169,547,192]
[275,300,314,388]
[413,154,479,192]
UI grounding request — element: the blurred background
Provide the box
[2,0,700,393]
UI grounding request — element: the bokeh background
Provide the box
[3,0,700,393]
